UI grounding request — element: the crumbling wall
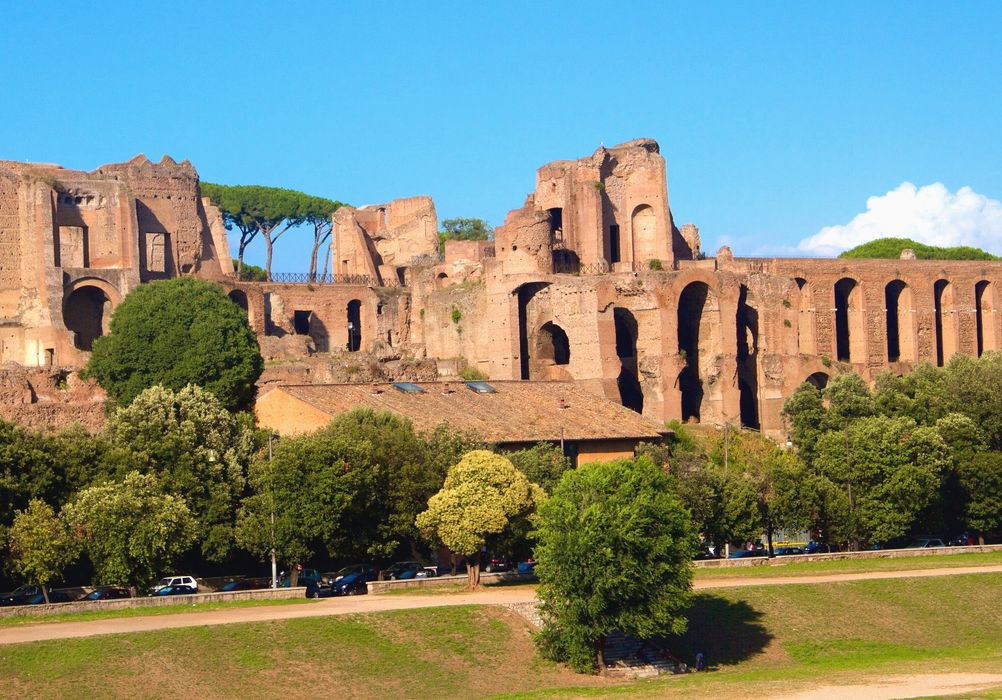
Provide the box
[0,366,106,432]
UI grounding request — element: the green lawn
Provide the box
[2,573,1001,698]
[694,549,1002,580]
[0,596,315,628]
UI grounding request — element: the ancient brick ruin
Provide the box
[3,140,1001,438]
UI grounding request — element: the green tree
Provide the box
[85,278,263,411]
[505,442,571,494]
[437,217,494,255]
[839,237,998,261]
[235,426,381,584]
[0,421,57,529]
[7,499,80,603]
[533,457,696,672]
[301,195,344,281]
[63,472,196,587]
[103,385,258,561]
[416,450,539,588]
[232,260,267,281]
[956,452,1002,541]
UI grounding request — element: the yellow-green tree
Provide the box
[7,499,79,603]
[416,450,540,588]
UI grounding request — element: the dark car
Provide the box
[907,537,947,549]
[728,548,767,559]
[218,578,264,592]
[330,565,376,596]
[773,546,804,556]
[279,568,323,588]
[484,556,510,573]
[151,584,197,597]
[516,560,538,575]
[383,561,428,580]
[303,579,335,599]
[804,540,835,554]
[84,587,131,601]
[26,589,77,605]
[0,585,43,607]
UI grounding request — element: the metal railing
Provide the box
[270,272,376,286]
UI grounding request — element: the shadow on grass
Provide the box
[665,593,772,667]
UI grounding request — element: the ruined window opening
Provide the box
[884,280,909,363]
[678,281,718,422]
[631,204,657,263]
[737,285,759,429]
[834,278,861,363]
[975,280,995,356]
[805,372,829,389]
[609,224,621,264]
[548,208,563,245]
[228,289,249,313]
[347,299,362,352]
[64,285,112,351]
[532,321,570,373]
[293,310,312,335]
[613,307,643,413]
[515,282,551,380]
[934,279,956,366]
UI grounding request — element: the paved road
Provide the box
[2,564,1001,646]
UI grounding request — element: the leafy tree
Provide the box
[956,451,1002,541]
[85,277,263,411]
[232,260,267,281]
[301,195,344,281]
[533,457,696,672]
[839,237,998,261]
[416,450,539,588]
[103,385,258,561]
[438,217,494,255]
[63,472,196,587]
[505,442,571,494]
[7,500,79,603]
[0,421,57,529]
[235,426,381,585]
[813,416,948,546]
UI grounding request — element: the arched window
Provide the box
[677,281,720,422]
[346,299,362,352]
[934,280,956,366]
[976,280,997,356]
[64,285,112,351]
[834,278,863,363]
[631,204,657,263]
[884,280,915,362]
[228,289,249,313]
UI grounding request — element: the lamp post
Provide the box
[269,433,278,589]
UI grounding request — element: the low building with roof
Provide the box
[255,380,671,466]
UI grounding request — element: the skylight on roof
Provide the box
[465,381,497,394]
[392,382,425,394]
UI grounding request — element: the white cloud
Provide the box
[797,182,1002,257]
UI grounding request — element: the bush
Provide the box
[648,258,664,271]
[458,365,487,381]
[85,278,263,411]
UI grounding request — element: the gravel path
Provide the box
[772,673,1002,699]
[2,564,1001,646]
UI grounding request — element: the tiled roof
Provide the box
[270,381,668,444]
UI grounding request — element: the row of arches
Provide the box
[795,277,997,367]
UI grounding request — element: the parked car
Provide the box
[907,538,947,548]
[153,575,198,593]
[0,585,43,607]
[516,560,538,574]
[303,579,335,599]
[25,589,77,605]
[804,540,835,554]
[728,548,767,559]
[773,546,804,556]
[84,587,131,601]
[151,584,197,597]
[329,565,376,596]
[383,561,433,580]
[217,578,264,592]
[279,568,323,587]
[484,556,510,573]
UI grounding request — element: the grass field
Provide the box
[693,549,1002,579]
[2,573,1000,699]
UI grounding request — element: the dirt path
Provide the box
[2,564,1001,646]
[772,672,1002,699]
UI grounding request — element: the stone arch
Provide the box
[794,278,816,355]
[614,307,643,413]
[530,321,570,377]
[513,282,551,379]
[436,271,449,289]
[934,279,957,366]
[631,204,658,264]
[346,299,362,352]
[228,289,249,313]
[736,285,759,429]
[884,280,915,363]
[975,280,997,356]
[805,371,830,389]
[834,277,864,363]
[63,284,114,351]
[677,281,720,422]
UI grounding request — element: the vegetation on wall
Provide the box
[839,237,999,261]
[437,217,494,256]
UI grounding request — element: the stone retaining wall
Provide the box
[0,587,306,619]
[693,544,1002,568]
[366,572,534,594]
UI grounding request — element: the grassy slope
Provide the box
[838,237,999,260]
[2,573,1001,699]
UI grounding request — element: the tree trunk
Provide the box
[467,552,481,589]
[41,583,50,605]
[595,634,607,672]
[290,566,299,588]
[767,525,775,557]
[979,533,985,546]
[237,241,246,281]
[264,235,274,282]
[309,237,319,282]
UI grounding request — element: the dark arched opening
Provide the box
[834,278,861,362]
[228,289,249,313]
[678,281,718,422]
[805,372,829,389]
[975,280,995,356]
[64,286,111,351]
[614,307,643,413]
[934,280,956,366]
[346,299,362,352]
[515,282,550,379]
[533,321,570,369]
[736,285,759,429]
[885,280,905,362]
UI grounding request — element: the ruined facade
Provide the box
[4,141,1002,440]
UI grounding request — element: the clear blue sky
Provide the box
[4,2,1001,269]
